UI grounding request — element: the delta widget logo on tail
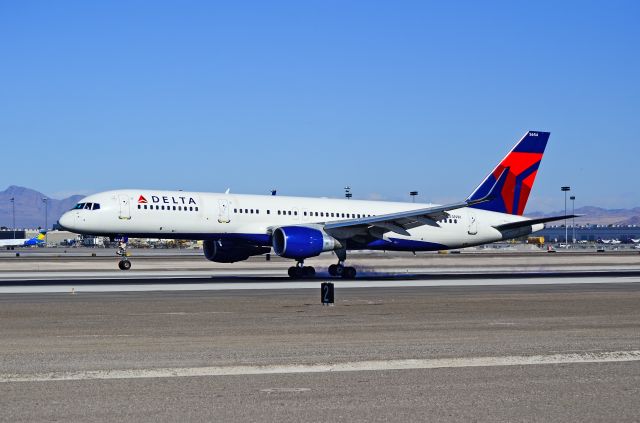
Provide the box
[467,131,550,216]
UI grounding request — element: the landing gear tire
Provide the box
[288,266,316,279]
[342,266,356,279]
[328,264,338,276]
[288,266,298,278]
[304,266,316,277]
[118,259,132,271]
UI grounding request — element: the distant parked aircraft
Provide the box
[0,231,46,250]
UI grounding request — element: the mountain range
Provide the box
[528,206,640,226]
[0,186,82,229]
[0,186,639,229]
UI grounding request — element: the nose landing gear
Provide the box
[116,239,131,271]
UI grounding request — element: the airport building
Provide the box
[539,225,640,243]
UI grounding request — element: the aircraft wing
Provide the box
[493,215,580,231]
[323,168,509,241]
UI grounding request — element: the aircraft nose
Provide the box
[58,212,76,232]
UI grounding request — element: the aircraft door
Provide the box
[468,212,478,235]
[118,195,131,220]
[218,199,230,223]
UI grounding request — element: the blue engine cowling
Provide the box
[272,226,339,260]
[203,240,270,263]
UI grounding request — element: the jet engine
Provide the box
[203,240,270,263]
[272,226,341,260]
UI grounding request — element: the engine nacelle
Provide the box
[203,240,270,263]
[272,226,340,260]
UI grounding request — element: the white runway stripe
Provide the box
[2,350,639,383]
[1,275,640,294]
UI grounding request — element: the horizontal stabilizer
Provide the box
[493,215,580,231]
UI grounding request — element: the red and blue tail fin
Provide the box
[466,131,550,216]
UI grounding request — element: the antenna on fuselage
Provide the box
[225,188,230,194]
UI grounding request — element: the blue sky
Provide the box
[1,1,638,211]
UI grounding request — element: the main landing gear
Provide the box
[288,261,316,279]
[116,240,131,271]
[286,249,357,279]
[328,263,356,279]
[331,248,356,279]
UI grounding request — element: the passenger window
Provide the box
[234,208,237,213]
[320,212,324,217]
[144,205,148,209]
[178,206,182,211]
[277,210,281,215]
[138,205,141,209]
[294,211,297,216]
[195,207,199,211]
[454,219,457,224]
[256,210,259,214]
[267,210,270,215]
[173,206,176,210]
[190,207,193,211]
[315,212,318,216]
[245,209,248,214]
[288,211,292,215]
[250,209,254,214]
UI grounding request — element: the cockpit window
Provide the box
[72,202,101,211]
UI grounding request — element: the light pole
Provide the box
[42,198,48,245]
[10,197,15,239]
[344,186,352,200]
[570,195,576,244]
[410,191,418,203]
[561,186,570,246]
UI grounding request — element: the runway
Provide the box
[1,278,639,422]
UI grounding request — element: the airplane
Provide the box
[0,231,46,250]
[58,130,577,278]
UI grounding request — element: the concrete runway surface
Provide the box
[1,277,639,422]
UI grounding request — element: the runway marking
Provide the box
[1,350,639,383]
[1,276,640,294]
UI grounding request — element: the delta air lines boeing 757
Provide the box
[59,131,575,278]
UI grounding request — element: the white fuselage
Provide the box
[0,238,33,248]
[59,189,542,252]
